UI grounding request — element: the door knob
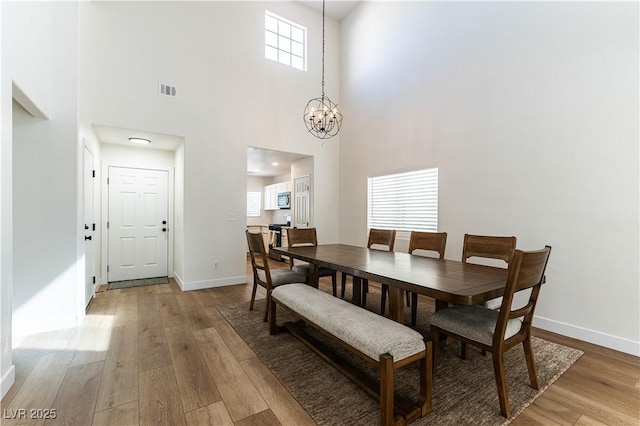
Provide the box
[162,220,167,224]
[85,235,92,241]
[162,228,167,232]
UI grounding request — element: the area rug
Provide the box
[218,291,583,425]
[107,276,168,290]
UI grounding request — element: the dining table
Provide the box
[270,244,509,323]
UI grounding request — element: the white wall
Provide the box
[4,2,51,119]
[340,2,639,355]
[11,3,81,337]
[0,1,12,400]
[82,2,341,291]
[78,0,104,297]
[2,2,82,397]
[174,143,185,282]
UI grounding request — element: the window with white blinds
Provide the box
[367,167,438,232]
[247,192,261,217]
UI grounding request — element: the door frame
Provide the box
[100,163,174,285]
[107,166,169,282]
[83,143,96,306]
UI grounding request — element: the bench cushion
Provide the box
[272,283,425,362]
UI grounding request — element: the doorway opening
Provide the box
[246,147,313,230]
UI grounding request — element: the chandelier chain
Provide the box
[302,0,342,139]
[321,0,325,97]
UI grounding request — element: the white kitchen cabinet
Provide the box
[264,181,292,210]
[264,184,278,210]
[278,181,291,193]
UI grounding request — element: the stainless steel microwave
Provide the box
[277,192,291,209]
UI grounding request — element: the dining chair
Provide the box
[341,228,396,307]
[286,227,338,296]
[381,231,447,325]
[462,234,517,310]
[246,230,307,322]
[429,245,551,418]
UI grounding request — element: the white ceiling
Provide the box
[299,1,360,21]
[92,125,308,177]
[247,147,310,177]
[93,124,183,151]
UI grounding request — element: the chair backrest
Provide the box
[367,228,396,251]
[462,234,516,265]
[287,227,318,247]
[408,231,447,259]
[494,246,552,344]
[246,230,272,287]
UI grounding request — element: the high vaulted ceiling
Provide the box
[299,1,360,22]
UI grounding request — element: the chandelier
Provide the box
[303,0,343,139]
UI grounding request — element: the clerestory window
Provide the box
[265,10,307,71]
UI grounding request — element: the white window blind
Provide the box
[265,11,306,71]
[367,167,438,232]
[247,192,261,217]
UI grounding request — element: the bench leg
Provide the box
[380,354,395,426]
[420,341,433,415]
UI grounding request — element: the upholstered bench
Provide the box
[270,283,432,426]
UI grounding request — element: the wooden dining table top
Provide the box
[271,244,509,320]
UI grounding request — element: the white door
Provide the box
[83,145,95,307]
[294,175,310,228]
[108,167,169,282]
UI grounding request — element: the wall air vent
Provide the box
[159,82,177,97]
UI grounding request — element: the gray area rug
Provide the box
[218,289,583,425]
[107,276,168,290]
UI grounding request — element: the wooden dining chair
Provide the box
[382,231,447,325]
[341,228,396,307]
[462,234,517,309]
[246,230,307,322]
[462,233,516,263]
[287,227,338,296]
[430,245,551,418]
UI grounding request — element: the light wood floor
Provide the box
[1,260,638,425]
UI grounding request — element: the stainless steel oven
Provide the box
[268,224,285,261]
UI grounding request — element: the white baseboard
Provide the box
[179,275,247,292]
[534,315,640,356]
[1,365,15,400]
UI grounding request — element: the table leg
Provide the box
[435,300,449,311]
[435,299,450,344]
[310,264,319,288]
[351,276,363,306]
[388,286,404,323]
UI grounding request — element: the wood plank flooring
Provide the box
[1,260,638,425]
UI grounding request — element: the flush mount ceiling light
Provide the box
[129,137,151,145]
[303,0,343,140]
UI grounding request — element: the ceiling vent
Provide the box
[159,82,176,97]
